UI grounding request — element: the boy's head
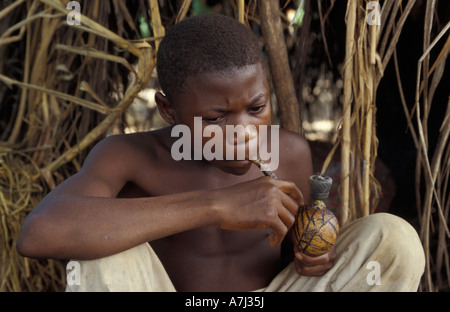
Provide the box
[156,14,264,103]
[155,14,275,175]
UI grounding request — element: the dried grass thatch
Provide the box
[321,0,418,224]
[324,0,449,291]
[1,0,153,291]
[406,5,450,292]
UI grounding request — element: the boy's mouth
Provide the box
[211,159,253,175]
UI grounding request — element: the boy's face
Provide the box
[169,63,271,175]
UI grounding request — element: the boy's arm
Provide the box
[16,136,220,260]
[17,177,220,260]
[17,135,302,260]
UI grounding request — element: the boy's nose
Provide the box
[227,124,258,145]
[223,124,259,160]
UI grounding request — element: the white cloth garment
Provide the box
[66,213,425,292]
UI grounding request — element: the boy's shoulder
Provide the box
[76,127,175,196]
[95,127,172,155]
[278,128,311,156]
[276,128,313,202]
[82,127,173,175]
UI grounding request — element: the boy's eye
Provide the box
[203,116,225,124]
[249,103,267,114]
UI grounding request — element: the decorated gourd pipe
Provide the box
[251,159,339,256]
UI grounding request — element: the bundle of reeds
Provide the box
[326,0,449,291]
[0,0,154,291]
[327,0,416,225]
[400,3,449,292]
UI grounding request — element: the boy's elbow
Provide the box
[16,233,37,258]
[16,216,49,259]
[16,235,33,258]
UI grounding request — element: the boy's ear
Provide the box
[155,91,176,125]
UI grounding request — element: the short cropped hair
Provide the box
[156,14,263,102]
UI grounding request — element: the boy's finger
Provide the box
[279,192,299,221]
[268,220,288,247]
[294,245,337,265]
[273,179,304,206]
[295,250,327,265]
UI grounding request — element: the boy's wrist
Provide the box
[204,189,225,227]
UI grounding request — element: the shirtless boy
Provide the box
[17,14,425,292]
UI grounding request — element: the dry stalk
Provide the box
[339,0,356,225]
[238,0,245,24]
[149,0,165,53]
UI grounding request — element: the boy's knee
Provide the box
[364,213,425,285]
[333,213,425,291]
[364,213,424,257]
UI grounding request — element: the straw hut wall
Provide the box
[0,0,448,292]
[0,0,153,291]
[334,0,449,292]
